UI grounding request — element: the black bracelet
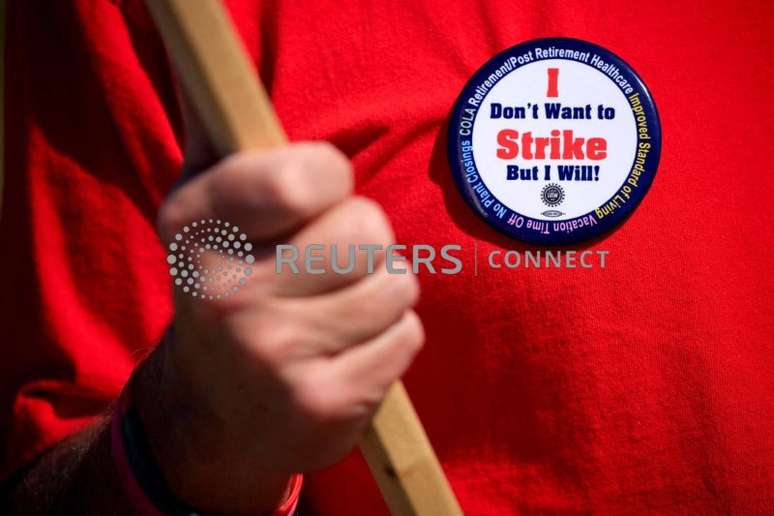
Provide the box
[120,394,201,515]
[119,325,299,516]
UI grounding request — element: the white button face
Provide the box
[472,59,637,221]
[448,38,661,245]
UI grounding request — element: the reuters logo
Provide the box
[166,219,255,300]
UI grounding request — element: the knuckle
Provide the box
[293,377,348,424]
[300,141,352,176]
[344,197,394,245]
[400,312,425,354]
[270,142,354,216]
[264,161,313,217]
[244,311,300,364]
[206,144,355,230]
[391,271,421,307]
[293,141,354,196]
[211,149,324,218]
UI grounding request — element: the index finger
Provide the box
[157,142,354,243]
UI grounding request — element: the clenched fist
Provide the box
[135,143,424,514]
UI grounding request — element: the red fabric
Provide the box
[2,0,773,514]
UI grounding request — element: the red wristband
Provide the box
[275,472,303,515]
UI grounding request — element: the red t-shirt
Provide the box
[2,0,772,513]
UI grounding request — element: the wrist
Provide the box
[128,331,298,514]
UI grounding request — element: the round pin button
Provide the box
[448,38,661,245]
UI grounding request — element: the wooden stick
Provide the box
[0,0,5,214]
[144,1,463,514]
[360,383,463,515]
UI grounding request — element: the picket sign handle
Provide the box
[144,1,463,514]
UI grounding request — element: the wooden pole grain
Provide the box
[144,1,463,514]
[1,0,5,213]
